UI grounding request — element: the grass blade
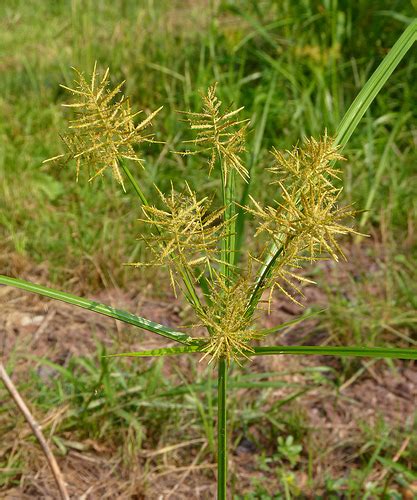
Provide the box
[236,71,276,259]
[256,309,324,337]
[359,111,411,228]
[105,346,200,357]
[251,345,417,360]
[0,275,192,345]
[335,19,417,149]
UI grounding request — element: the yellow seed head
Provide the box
[269,133,344,194]
[245,135,359,311]
[197,274,261,365]
[177,83,249,185]
[44,63,162,189]
[131,183,230,294]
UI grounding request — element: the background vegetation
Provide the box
[1,0,417,497]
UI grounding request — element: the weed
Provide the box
[1,3,417,498]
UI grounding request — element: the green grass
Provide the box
[0,349,326,489]
[1,0,416,283]
[2,348,416,496]
[1,0,417,497]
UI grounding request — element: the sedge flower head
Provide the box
[132,184,229,292]
[177,83,249,185]
[44,63,162,190]
[270,133,344,194]
[197,273,261,365]
[245,135,358,310]
[281,184,358,262]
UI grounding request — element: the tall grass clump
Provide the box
[1,20,416,498]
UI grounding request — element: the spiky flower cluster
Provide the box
[133,184,229,293]
[51,66,359,364]
[278,186,357,261]
[178,83,249,185]
[197,275,260,365]
[269,135,343,193]
[45,63,162,189]
[244,137,359,312]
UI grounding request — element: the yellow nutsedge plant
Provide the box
[52,67,359,495]
[2,35,417,499]
[11,67,361,496]
[47,70,358,366]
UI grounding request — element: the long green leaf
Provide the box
[256,309,324,337]
[0,275,192,345]
[217,358,227,500]
[251,345,417,360]
[106,346,200,357]
[335,19,417,149]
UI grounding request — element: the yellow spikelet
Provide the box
[269,133,344,194]
[177,83,249,185]
[131,183,229,280]
[44,63,162,190]
[245,135,359,310]
[197,273,260,365]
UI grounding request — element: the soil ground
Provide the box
[1,246,417,499]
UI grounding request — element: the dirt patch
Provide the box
[1,246,416,498]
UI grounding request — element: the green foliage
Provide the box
[2,1,416,279]
[277,435,303,468]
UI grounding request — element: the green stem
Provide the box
[226,172,236,273]
[235,72,276,262]
[120,159,203,312]
[217,358,227,499]
[179,265,204,313]
[120,160,149,206]
[245,241,286,319]
[221,168,236,279]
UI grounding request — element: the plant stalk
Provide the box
[221,166,236,279]
[120,160,149,206]
[120,159,203,312]
[217,357,227,499]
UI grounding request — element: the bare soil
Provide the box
[1,244,416,499]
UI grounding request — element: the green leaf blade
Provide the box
[105,346,200,357]
[251,345,417,360]
[335,19,417,149]
[0,275,192,345]
[256,309,325,338]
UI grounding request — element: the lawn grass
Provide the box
[1,0,417,497]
